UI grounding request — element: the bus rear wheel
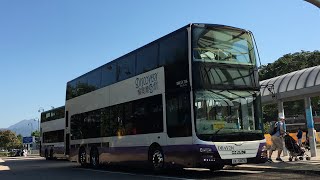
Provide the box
[90,148,99,168]
[79,148,87,167]
[150,148,164,172]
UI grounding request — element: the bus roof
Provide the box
[66,23,249,84]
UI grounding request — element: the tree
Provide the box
[0,130,22,150]
[259,50,320,81]
[31,130,40,137]
[17,134,23,145]
[262,104,278,123]
[31,130,40,143]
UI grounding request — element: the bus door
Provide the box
[165,91,192,165]
[166,92,192,139]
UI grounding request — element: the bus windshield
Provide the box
[193,26,256,65]
[194,90,263,141]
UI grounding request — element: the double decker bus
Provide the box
[65,23,266,171]
[40,106,66,160]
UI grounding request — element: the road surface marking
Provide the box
[220,169,265,174]
[0,159,10,171]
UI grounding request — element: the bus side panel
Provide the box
[69,146,78,162]
[164,143,266,168]
[163,144,199,167]
[99,146,149,164]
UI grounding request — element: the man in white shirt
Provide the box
[268,118,286,162]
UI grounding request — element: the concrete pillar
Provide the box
[278,101,285,120]
[278,101,288,156]
[305,97,317,157]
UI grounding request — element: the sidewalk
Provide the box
[0,154,42,160]
[228,148,320,175]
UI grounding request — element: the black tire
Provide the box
[90,148,100,169]
[149,147,165,172]
[79,148,87,167]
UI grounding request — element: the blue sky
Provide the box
[0,0,319,128]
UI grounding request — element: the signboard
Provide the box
[23,136,34,143]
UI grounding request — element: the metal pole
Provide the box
[305,97,317,157]
[28,123,32,136]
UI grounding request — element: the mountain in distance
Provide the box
[6,119,39,137]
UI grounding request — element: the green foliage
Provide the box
[17,134,23,141]
[263,122,271,134]
[262,104,278,123]
[259,50,320,81]
[16,134,23,146]
[0,152,9,157]
[0,130,22,150]
[31,130,40,137]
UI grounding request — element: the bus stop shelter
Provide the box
[260,65,320,157]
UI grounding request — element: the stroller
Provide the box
[284,133,311,161]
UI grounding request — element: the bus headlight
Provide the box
[200,147,212,153]
[261,145,268,158]
[261,145,267,152]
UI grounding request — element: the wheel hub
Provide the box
[152,150,163,169]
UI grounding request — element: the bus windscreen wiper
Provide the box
[213,127,224,135]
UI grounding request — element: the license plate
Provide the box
[232,158,247,164]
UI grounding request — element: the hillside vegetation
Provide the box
[259,50,320,81]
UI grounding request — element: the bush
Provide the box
[0,152,9,157]
[264,122,270,134]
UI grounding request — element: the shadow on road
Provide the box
[74,164,265,179]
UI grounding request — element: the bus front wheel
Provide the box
[150,148,164,172]
[79,148,87,167]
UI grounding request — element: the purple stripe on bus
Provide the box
[68,143,266,166]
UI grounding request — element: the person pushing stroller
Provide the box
[268,118,286,162]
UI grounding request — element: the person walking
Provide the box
[268,118,286,162]
[23,148,27,157]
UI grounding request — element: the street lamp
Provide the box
[36,107,45,155]
[38,107,44,132]
[305,0,320,8]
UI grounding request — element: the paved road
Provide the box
[0,157,319,180]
